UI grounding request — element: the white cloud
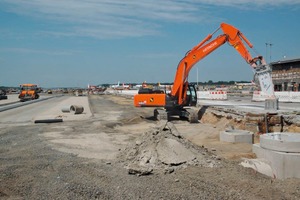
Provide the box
[1,0,299,39]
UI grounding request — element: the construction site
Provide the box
[1,23,300,199]
[1,91,300,199]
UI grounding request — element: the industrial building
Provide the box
[271,58,300,91]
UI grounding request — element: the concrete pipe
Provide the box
[220,129,254,144]
[34,119,63,123]
[70,105,84,114]
[260,132,300,153]
[61,106,71,113]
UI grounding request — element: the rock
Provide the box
[156,138,196,165]
[127,164,153,176]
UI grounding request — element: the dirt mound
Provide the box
[118,122,221,175]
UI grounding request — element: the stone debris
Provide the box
[119,122,221,176]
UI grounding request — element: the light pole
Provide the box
[197,67,198,87]
[265,42,273,63]
[265,43,269,63]
[269,43,273,62]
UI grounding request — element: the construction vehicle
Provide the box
[134,22,273,122]
[19,84,40,102]
[0,89,8,100]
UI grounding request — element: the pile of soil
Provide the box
[118,122,221,175]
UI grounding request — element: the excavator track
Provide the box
[187,109,199,123]
[154,109,169,121]
[154,108,199,123]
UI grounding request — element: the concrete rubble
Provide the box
[119,122,221,176]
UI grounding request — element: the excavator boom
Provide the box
[171,23,264,105]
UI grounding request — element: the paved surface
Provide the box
[0,95,91,124]
[33,95,92,122]
[0,94,20,105]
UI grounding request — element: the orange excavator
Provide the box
[134,22,271,122]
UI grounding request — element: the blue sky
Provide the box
[1,0,300,88]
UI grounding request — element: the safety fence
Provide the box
[197,91,227,100]
[252,91,300,102]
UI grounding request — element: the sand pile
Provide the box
[119,122,221,176]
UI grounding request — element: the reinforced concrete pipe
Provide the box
[61,106,71,113]
[70,105,84,114]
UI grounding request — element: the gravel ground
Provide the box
[1,94,300,199]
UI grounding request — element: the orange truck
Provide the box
[18,84,40,102]
[134,22,273,122]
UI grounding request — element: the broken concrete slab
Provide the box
[240,158,275,178]
[156,138,196,165]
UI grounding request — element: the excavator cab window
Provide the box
[185,84,197,106]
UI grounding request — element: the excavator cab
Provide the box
[184,84,197,107]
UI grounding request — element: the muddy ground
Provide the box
[1,94,300,199]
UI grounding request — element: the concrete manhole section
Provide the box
[260,132,300,153]
[220,129,254,144]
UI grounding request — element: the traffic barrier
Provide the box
[275,92,291,102]
[119,90,139,96]
[289,92,300,103]
[252,91,300,102]
[252,91,267,102]
[209,91,227,100]
[197,91,227,100]
[197,91,210,99]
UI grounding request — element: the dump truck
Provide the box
[19,84,40,102]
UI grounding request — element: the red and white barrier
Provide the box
[197,91,227,100]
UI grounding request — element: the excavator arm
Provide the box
[171,23,265,105]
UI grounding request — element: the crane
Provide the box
[134,22,274,122]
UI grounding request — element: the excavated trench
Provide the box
[198,106,300,139]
